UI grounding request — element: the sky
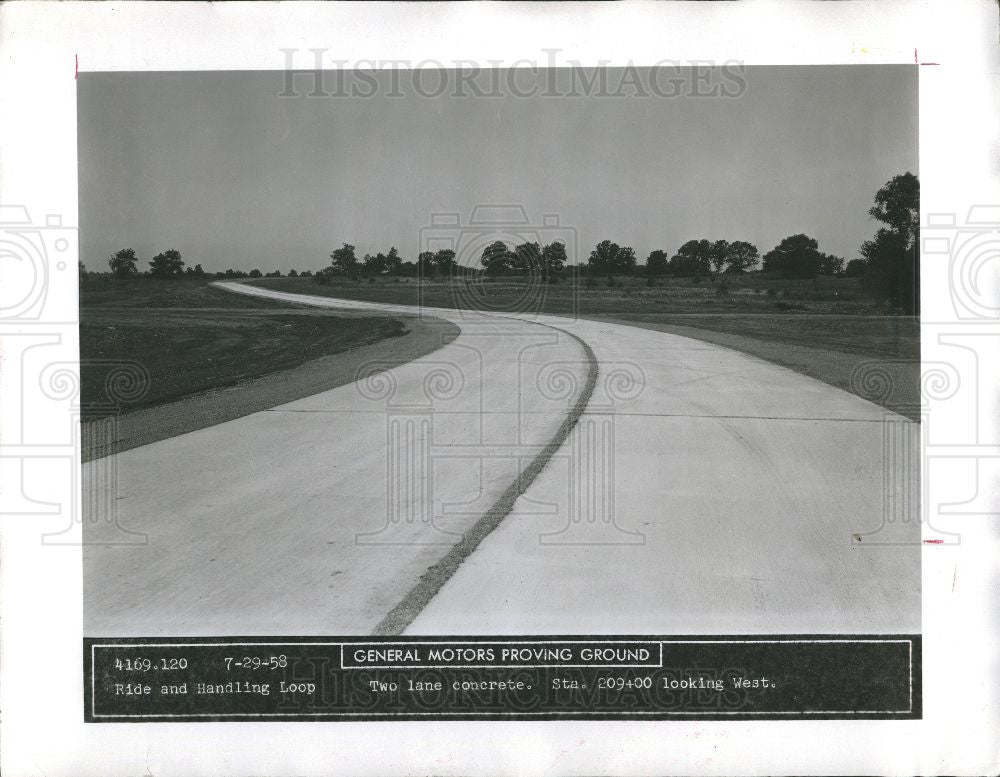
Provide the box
[78,66,917,274]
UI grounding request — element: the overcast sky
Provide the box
[78,66,917,273]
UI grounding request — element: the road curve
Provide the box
[84,282,919,636]
[83,283,592,635]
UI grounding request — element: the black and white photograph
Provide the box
[2,1,999,774]
[78,63,922,636]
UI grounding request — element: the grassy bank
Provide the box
[80,278,409,412]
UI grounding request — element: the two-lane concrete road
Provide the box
[83,282,919,636]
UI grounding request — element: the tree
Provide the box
[481,240,512,274]
[108,248,138,278]
[363,252,389,275]
[386,247,402,275]
[844,259,866,277]
[861,172,919,313]
[433,248,456,276]
[668,239,712,276]
[588,240,636,276]
[725,241,759,273]
[762,234,822,279]
[249,268,262,278]
[645,249,668,286]
[709,240,731,275]
[288,269,299,277]
[330,243,358,273]
[149,249,184,279]
[588,240,619,274]
[869,172,919,246]
[818,253,844,276]
[417,251,437,277]
[617,246,637,274]
[512,242,542,275]
[541,241,567,277]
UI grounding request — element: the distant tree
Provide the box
[646,249,669,278]
[363,252,384,274]
[434,248,456,276]
[861,172,919,313]
[588,240,619,274]
[417,251,437,277]
[386,247,402,275]
[709,240,731,275]
[481,240,512,274]
[108,248,139,278]
[300,269,313,277]
[541,241,568,277]
[817,253,844,276]
[844,258,866,277]
[668,239,712,276]
[330,243,358,273]
[313,266,335,285]
[249,269,263,278]
[725,241,759,273]
[588,240,636,276]
[762,234,822,279]
[149,249,184,279]
[396,261,416,277]
[288,269,299,277]
[617,246,637,274]
[512,242,542,275]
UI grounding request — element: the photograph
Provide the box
[3,0,998,773]
[78,65,920,637]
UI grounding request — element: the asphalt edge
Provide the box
[371,325,599,636]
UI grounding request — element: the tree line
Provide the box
[93,173,917,313]
[97,247,313,281]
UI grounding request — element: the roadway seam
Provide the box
[370,324,599,637]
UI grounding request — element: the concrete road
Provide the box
[84,282,919,635]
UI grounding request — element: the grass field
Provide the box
[252,274,920,418]
[252,275,918,359]
[80,278,408,413]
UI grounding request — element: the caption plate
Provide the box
[85,635,920,721]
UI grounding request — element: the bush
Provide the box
[716,280,730,296]
[766,287,777,298]
[753,287,763,294]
